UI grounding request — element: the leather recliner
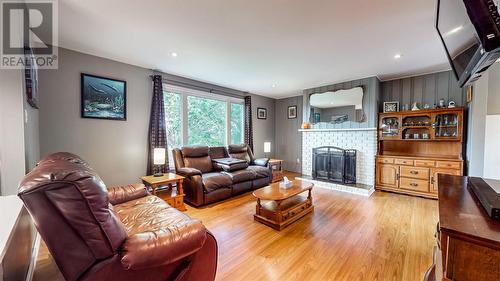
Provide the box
[18,152,217,281]
[173,144,271,207]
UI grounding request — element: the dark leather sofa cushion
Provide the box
[201,173,232,192]
[227,144,252,163]
[108,184,148,205]
[212,158,249,172]
[222,169,256,183]
[114,196,207,270]
[182,146,213,173]
[208,146,228,159]
[182,146,209,157]
[246,165,272,179]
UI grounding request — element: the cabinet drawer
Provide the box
[400,178,429,192]
[377,157,394,164]
[415,160,436,167]
[400,166,430,180]
[395,159,414,166]
[436,161,461,170]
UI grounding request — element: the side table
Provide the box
[141,173,186,211]
[269,159,284,183]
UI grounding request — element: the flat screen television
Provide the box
[436,0,500,86]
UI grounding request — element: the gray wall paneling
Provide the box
[381,71,465,110]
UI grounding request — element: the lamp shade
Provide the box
[264,142,271,153]
[153,148,166,165]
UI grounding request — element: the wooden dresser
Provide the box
[424,175,500,281]
[376,108,464,199]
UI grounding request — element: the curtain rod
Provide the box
[149,74,247,98]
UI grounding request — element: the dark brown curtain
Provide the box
[147,75,169,175]
[244,95,254,151]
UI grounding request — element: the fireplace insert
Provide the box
[312,146,356,184]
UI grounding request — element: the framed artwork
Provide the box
[81,73,127,120]
[288,105,297,119]
[257,107,267,119]
[383,101,399,113]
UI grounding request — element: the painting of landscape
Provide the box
[81,74,126,120]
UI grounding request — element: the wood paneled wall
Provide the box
[303,76,381,128]
[380,70,465,111]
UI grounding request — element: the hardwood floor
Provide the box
[34,172,438,281]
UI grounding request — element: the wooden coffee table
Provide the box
[252,180,314,230]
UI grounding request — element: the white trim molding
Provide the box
[299,127,377,132]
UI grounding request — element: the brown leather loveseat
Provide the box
[173,144,271,207]
[18,152,217,281]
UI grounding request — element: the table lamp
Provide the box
[153,147,166,177]
[264,142,271,159]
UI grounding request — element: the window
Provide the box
[163,92,182,166]
[230,103,244,145]
[187,96,226,146]
[162,85,244,164]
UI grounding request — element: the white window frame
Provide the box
[163,84,244,147]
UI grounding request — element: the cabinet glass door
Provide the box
[433,113,459,139]
[380,116,400,139]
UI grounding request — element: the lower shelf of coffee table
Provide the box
[254,195,313,230]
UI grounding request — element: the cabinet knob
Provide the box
[410,170,419,175]
[410,183,418,187]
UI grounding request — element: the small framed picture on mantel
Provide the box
[383,101,399,113]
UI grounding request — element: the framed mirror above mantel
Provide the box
[307,86,367,126]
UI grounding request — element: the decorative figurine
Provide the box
[448,100,456,108]
[423,103,430,109]
[438,98,446,108]
[411,102,420,111]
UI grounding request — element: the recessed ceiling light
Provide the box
[271,84,277,88]
[394,54,402,59]
[171,52,178,57]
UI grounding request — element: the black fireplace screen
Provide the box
[312,146,356,184]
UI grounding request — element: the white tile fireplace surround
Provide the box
[298,128,377,196]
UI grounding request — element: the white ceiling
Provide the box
[59,0,450,98]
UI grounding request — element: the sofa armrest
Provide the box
[120,219,207,270]
[253,158,269,167]
[176,167,202,177]
[107,184,148,205]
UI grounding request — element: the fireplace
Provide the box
[312,146,356,184]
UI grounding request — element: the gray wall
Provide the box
[465,62,500,176]
[0,70,27,195]
[487,63,500,115]
[23,94,40,172]
[467,71,488,176]
[380,70,465,110]
[39,48,153,186]
[251,94,276,158]
[303,76,381,128]
[38,48,275,186]
[275,96,303,173]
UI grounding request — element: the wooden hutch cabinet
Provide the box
[376,108,464,199]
